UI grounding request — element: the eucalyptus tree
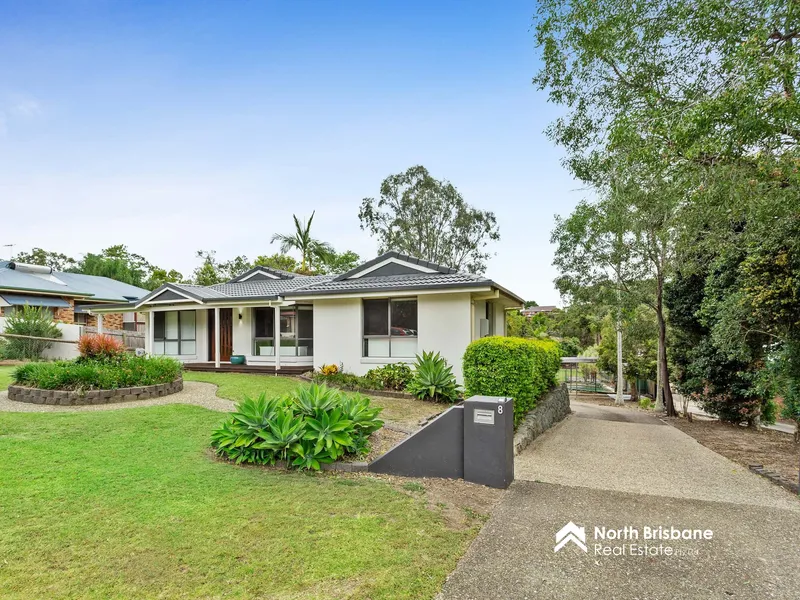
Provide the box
[359,165,499,274]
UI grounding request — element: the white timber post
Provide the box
[144,312,152,355]
[214,307,221,369]
[97,313,104,335]
[274,305,281,371]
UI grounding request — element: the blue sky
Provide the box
[0,1,582,304]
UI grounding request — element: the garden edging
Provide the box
[297,374,416,400]
[8,378,184,406]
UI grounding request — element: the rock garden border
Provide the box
[8,378,184,406]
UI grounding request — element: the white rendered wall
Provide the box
[313,293,473,384]
[417,293,472,383]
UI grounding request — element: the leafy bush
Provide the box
[210,384,383,470]
[12,355,182,390]
[558,337,582,357]
[1,305,62,360]
[312,370,375,391]
[78,334,126,362]
[406,351,460,403]
[639,397,653,410]
[463,336,561,426]
[364,363,413,391]
[320,363,339,376]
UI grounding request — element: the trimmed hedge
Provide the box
[463,336,561,426]
[13,355,182,391]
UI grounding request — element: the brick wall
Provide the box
[53,298,75,324]
[102,313,125,330]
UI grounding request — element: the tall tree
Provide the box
[73,245,151,288]
[270,212,333,273]
[359,165,499,274]
[192,251,225,286]
[317,250,360,275]
[13,248,77,271]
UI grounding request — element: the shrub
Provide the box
[319,363,339,376]
[406,351,460,403]
[639,397,653,410]
[210,384,383,470]
[312,370,375,391]
[364,363,413,391]
[12,355,182,390]
[78,334,126,362]
[463,336,561,426]
[1,305,62,360]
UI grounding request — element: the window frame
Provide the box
[362,297,418,358]
[153,310,196,356]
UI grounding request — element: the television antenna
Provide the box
[1,243,15,260]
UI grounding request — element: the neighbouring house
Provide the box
[87,251,524,382]
[520,305,557,317]
[0,261,149,330]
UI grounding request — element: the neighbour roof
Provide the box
[285,272,492,297]
[0,261,149,302]
[0,293,72,308]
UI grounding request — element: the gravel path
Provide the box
[0,381,234,413]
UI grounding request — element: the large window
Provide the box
[153,310,196,356]
[253,306,313,357]
[253,307,275,356]
[363,298,418,358]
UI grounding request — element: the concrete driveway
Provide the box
[439,401,800,600]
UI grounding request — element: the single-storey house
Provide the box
[0,261,149,330]
[88,252,524,382]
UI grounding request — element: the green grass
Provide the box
[0,365,14,391]
[182,370,301,401]
[0,405,477,599]
[183,371,440,427]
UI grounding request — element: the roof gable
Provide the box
[228,266,295,283]
[332,252,458,282]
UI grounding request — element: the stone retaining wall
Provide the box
[8,378,184,406]
[513,383,570,455]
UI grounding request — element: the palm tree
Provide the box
[270,211,334,272]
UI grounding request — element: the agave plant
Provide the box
[304,408,354,460]
[338,393,384,435]
[406,350,461,403]
[254,408,307,461]
[231,393,287,430]
[291,439,335,470]
[291,383,340,417]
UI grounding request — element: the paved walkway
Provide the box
[440,401,800,600]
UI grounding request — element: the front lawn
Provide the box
[0,365,13,391]
[184,371,441,427]
[0,405,478,599]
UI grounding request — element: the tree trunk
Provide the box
[630,379,640,402]
[655,277,677,416]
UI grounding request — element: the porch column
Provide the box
[274,305,281,371]
[214,307,221,368]
[144,312,152,354]
[97,314,104,335]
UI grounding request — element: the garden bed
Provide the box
[8,378,183,406]
[668,417,800,489]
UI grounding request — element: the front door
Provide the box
[208,308,234,362]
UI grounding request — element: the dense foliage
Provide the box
[364,363,413,391]
[463,337,561,426]
[405,351,460,403]
[13,355,182,390]
[210,384,383,470]
[1,305,62,360]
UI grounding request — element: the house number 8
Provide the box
[497,405,503,414]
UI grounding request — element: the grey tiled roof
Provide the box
[286,272,490,296]
[208,275,334,299]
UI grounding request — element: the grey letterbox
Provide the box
[463,396,514,489]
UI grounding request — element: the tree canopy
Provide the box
[359,165,499,274]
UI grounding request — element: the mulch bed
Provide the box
[668,417,800,490]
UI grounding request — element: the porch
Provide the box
[181,362,310,375]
